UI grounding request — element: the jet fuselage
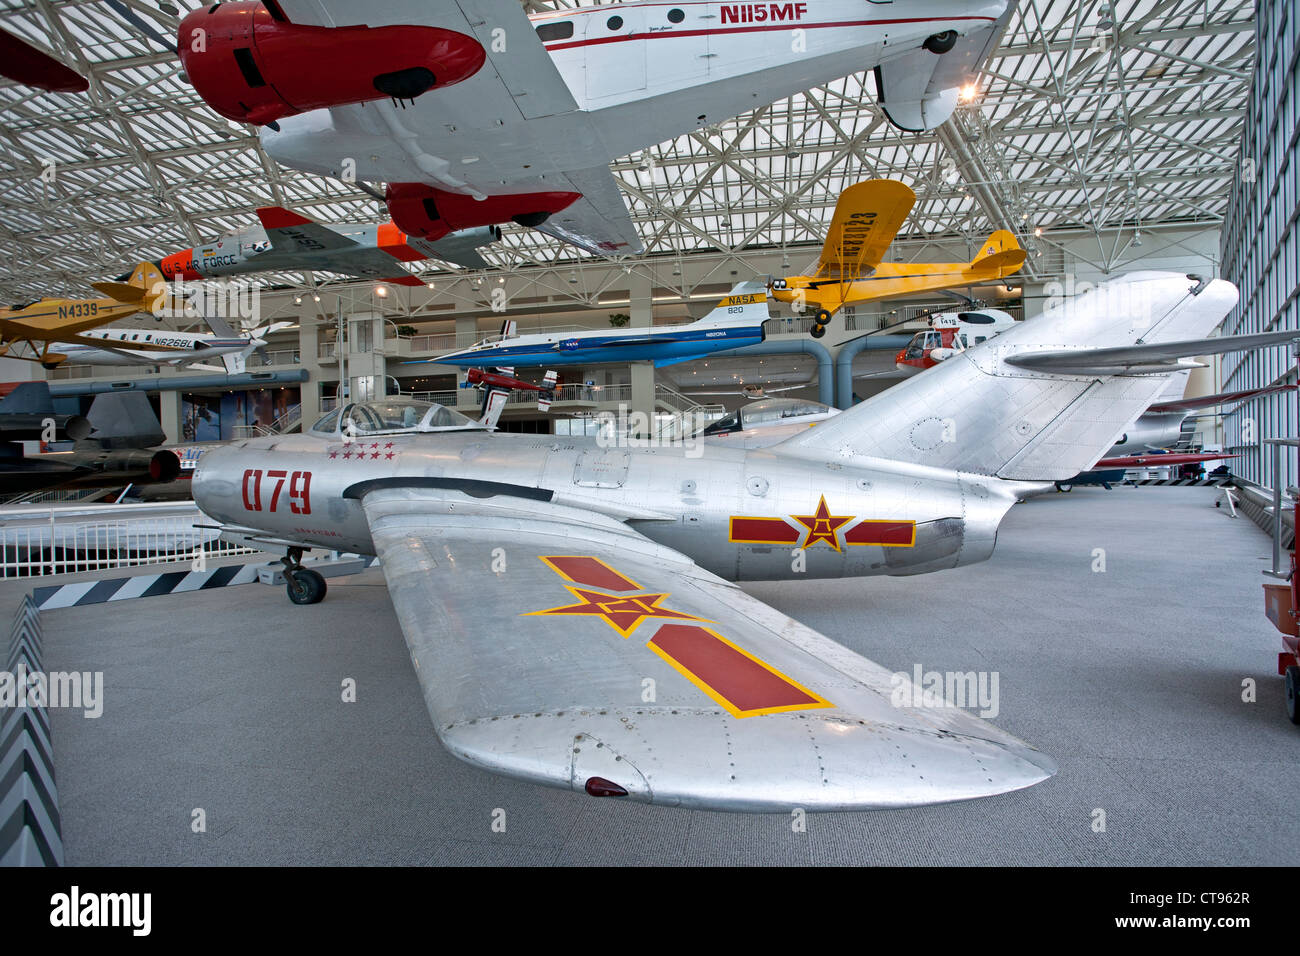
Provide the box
[193,427,1015,583]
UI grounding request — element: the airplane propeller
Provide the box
[103,0,177,53]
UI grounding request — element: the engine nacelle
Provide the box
[178,2,486,128]
[384,183,581,241]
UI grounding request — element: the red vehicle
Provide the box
[894,310,1017,376]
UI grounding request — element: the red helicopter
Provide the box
[894,309,1017,376]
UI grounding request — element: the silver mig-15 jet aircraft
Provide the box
[193,272,1293,813]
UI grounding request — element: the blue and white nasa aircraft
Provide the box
[428,283,770,369]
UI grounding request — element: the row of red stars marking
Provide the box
[326,441,398,461]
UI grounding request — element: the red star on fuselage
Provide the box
[791,495,853,551]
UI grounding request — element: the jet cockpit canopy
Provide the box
[306,399,485,437]
[700,397,833,436]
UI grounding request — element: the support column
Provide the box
[297,304,322,425]
[1019,281,1052,321]
[346,310,385,403]
[628,275,655,432]
[158,390,183,445]
[630,362,655,437]
[454,313,478,411]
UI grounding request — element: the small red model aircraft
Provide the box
[460,357,559,426]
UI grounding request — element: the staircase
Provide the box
[653,383,725,439]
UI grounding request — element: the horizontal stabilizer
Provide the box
[1005,329,1300,376]
[89,281,146,303]
[428,225,501,270]
[1147,382,1297,414]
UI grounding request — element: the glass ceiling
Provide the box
[0,0,1255,301]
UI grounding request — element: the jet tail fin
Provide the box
[84,391,165,450]
[775,273,1245,481]
[478,387,509,429]
[693,281,771,327]
[221,350,248,375]
[0,381,55,415]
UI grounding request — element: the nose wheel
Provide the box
[282,548,327,605]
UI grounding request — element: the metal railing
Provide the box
[0,488,112,507]
[231,403,303,438]
[247,348,300,367]
[0,507,258,578]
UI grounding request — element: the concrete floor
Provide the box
[26,485,1300,865]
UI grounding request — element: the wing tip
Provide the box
[255,205,312,229]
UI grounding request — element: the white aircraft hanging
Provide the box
[40,323,289,374]
[190,272,1300,812]
[427,282,772,369]
[176,0,1016,256]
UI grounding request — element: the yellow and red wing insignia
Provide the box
[526,555,830,718]
[526,585,707,639]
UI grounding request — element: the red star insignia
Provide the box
[526,586,707,638]
[328,451,338,459]
[370,451,380,459]
[385,452,394,459]
[342,451,352,459]
[370,442,379,449]
[791,495,853,551]
[384,442,394,449]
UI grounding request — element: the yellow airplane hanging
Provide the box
[0,262,168,368]
[768,179,1027,338]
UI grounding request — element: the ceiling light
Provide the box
[426,282,435,290]
[1034,227,1042,237]
[959,83,979,102]
[313,294,320,302]
[375,284,388,297]
[294,295,302,305]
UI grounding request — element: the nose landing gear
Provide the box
[282,547,327,604]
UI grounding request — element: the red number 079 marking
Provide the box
[242,469,312,514]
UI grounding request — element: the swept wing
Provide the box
[356,486,1054,811]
